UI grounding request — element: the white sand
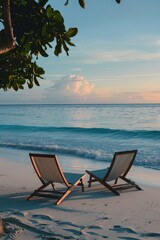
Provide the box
[0,155,160,239]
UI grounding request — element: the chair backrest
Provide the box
[103,150,137,182]
[29,153,69,187]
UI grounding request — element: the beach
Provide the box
[0,155,160,240]
[0,104,160,239]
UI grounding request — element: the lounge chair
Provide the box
[27,153,86,205]
[86,150,141,195]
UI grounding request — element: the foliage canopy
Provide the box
[0,0,121,91]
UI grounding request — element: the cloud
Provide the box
[87,73,160,82]
[136,91,160,103]
[1,74,159,104]
[70,68,82,72]
[0,75,97,104]
[83,49,160,64]
[113,91,160,104]
[75,36,160,65]
[0,79,53,104]
[155,39,160,47]
[53,75,95,96]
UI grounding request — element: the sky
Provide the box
[1,0,160,104]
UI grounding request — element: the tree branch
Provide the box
[0,0,15,54]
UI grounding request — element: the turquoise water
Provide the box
[0,104,160,171]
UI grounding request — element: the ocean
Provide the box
[0,104,160,172]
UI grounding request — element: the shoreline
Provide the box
[1,146,160,173]
[0,154,160,239]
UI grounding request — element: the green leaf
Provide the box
[34,76,40,86]
[46,5,54,19]
[36,66,45,75]
[78,0,86,8]
[39,0,48,7]
[39,47,49,57]
[54,43,62,56]
[42,25,47,36]
[53,11,64,23]
[47,42,52,48]
[28,81,33,89]
[18,85,24,89]
[64,0,69,6]
[12,84,19,91]
[64,38,75,47]
[62,41,69,56]
[66,28,78,38]
[17,77,26,85]
[21,0,27,6]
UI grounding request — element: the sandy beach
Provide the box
[0,155,160,240]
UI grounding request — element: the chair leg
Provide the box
[55,178,85,205]
[28,177,86,205]
[114,178,118,184]
[27,193,34,201]
[88,175,92,187]
[87,173,119,196]
[27,182,52,201]
[101,181,120,196]
[80,178,85,192]
[51,183,56,191]
[120,176,142,191]
[55,187,73,205]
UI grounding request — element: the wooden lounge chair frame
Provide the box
[86,150,141,196]
[27,153,86,205]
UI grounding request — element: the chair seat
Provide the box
[64,172,85,185]
[88,168,108,179]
